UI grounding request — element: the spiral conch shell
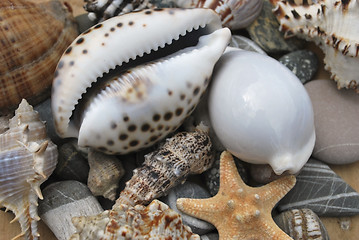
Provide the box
[0,99,58,240]
[70,199,200,240]
[52,8,230,154]
[115,124,214,207]
[270,0,359,91]
[0,0,78,114]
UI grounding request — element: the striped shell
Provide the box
[115,125,214,207]
[270,0,359,91]
[52,8,230,154]
[0,99,58,240]
[0,0,78,114]
[274,208,329,240]
[70,199,200,240]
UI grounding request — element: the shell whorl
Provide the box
[115,127,214,207]
[0,99,58,240]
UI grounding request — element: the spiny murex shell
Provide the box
[115,123,214,207]
[52,8,230,154]
[0,0,78,114]
[270,0,359,91]
[70,199,200,240]
[0,99,58,240]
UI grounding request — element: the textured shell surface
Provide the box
[0,0,78,114]
[271,0,359,91]
[208,48,315,175]
[174,0,264,29]
[87,149,125,201]
[115,125,214,207]
[52,8,230,154]
[70,199,200,240]
[274,208,329,240]
[0,99,58,240]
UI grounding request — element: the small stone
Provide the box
[161,181,215,235]
[278,158,359,216]
[55,142,89,183]
[204,151,248,196]
[305,79,359,164]
[38,181,104,240]
[229,35,267,55]
[279,50,318,84]
[249,164,291,184]
[200,233,219,240]
[246,0,305,53]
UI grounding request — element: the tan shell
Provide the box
[87,149,125,201]
[0,99,58,240]
[0,0,78,114]
[115,124,214,207]
[70,199,200,240]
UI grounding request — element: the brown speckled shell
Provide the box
[115,126,214,207]
[0,0,78,113]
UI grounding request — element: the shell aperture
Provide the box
[52,8,230,154]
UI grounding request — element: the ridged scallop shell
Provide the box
[115,124,214,207]
[0,99,58,240]
[70,199,200,240]
[0,0,78,114]
[174,0,264,29]
[52,8,230,154]
[87,149,125,201]
[270,0,359,91]
[274,209,329,240]
[84,0,152,21]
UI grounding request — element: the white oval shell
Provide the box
[208,49,315,174]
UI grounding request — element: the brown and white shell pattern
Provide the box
[115,124,214,207]
[174,0,264,29]
[274,208,329,240]
[87,149,125,201]
[0,99,58,240]
[70,199,200,240]
[0,0,78,114]
[270,0,359,91]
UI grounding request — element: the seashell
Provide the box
[0,0,78,114]
[270,0,359,91]
[174,0,264,30]
[69,199,200,240]
[274,208,330,240]
[208,48,315,175]
[52,8,230,154]
[87,149,125,201]
[114,124,214,207]
[0,99,58,240]
[84,0,152,21]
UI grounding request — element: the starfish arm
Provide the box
[218,151,246,190]
[261,214,293,240]
[259,175,296,208]
[176,196,223,224]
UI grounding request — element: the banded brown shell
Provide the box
[0,99,58,240]
[0,0,78,113]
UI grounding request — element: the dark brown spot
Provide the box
[180,94,186,100]
[98,146,107,152]
[304,13,312,20]
[168,90,173,96]
[111,122,117,129]
[129,21,134,26]
[104,33,109,37]
[149,135,158,142]
[117,22,123,27]
[165,126,170,131]
[54,70,59,78]
[82,49,88,54]
[154,8,164,11]
[83,28,92,34]
[193,86,200,96]
[123,116,129,122]
[157,125,164,130]
[164,112,173,121]
[110,27,115,32]
[141,123,150,132]
[76,38,84,44]
[291,9,300,19]
[65,46,72,54]
[57,61,64,69]
[129,140,139,147]
[145,10,152,14]
[175,108,183,116]
[107,140,114,146]
[69,61,74,66]
[128,124,137,132]
[94,23,103,29]
[153,114,161,122]
[119,134,128,141]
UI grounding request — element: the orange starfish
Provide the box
[176,151,296,240]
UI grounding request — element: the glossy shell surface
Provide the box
[208,49,315,174]
[0,99,58,240]
[271,0,359,91]
[52,8,230,154]
[0,0,78,113]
